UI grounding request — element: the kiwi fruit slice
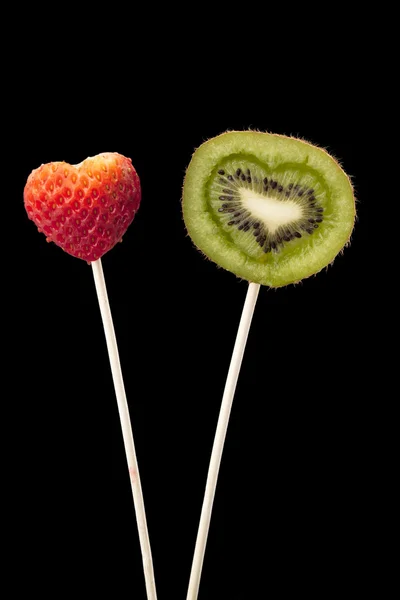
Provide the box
[182,131,355,287]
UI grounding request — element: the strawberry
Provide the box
[24,152,141,262]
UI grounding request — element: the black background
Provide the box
[7,15,387,600]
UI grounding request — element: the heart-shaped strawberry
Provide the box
[24,152,141,262]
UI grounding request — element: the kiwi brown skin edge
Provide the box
[182,130,356,288]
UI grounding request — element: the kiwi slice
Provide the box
[182,131,355,287]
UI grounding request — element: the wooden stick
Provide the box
[91,258,157,600]
[186,282,261,600]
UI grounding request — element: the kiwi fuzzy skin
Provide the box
[182,130,355,287]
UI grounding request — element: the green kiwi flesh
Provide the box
[182,131,355,287]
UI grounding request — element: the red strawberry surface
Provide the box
[24,152,141,262]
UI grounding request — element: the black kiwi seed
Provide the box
[247,176,251,183]
[285,191,290,197]
[271,241,277,249]
[228,175,234,181]
[253,230,260,236]
[253,222,260,228]
[316,207,324,212]
[228,220,235,226]
[246,169,251,175]
[218,169,225,175]
[263,178,268,185]
[271,181,277,189]
[243,225,250,231]
[236,168,241,176]
[315,218,323,222]
[278,185,283,192]
[241,174,246,181]
[263,246,271,253]
[308,218,315,223]
[294,232,302,238]
[288,183,294,190]
[298,190,304,196]
[307,189,314,195]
